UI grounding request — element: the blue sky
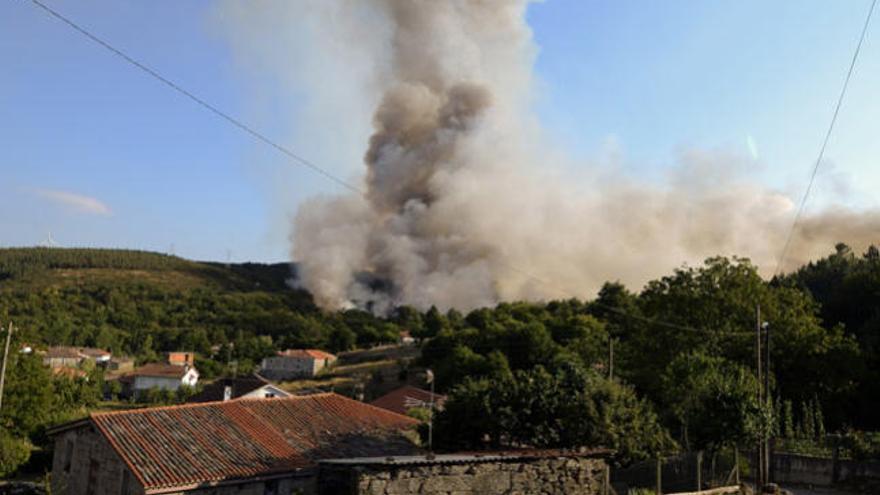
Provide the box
[1,0,878,262]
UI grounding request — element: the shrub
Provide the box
[0,430,32,478]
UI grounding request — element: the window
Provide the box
[121,469,131,495]
[63,440,74,472]
[264,479,279,495]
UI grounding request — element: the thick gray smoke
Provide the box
[219,0,880,312]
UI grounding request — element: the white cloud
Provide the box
[32,188,112,216]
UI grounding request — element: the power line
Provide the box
[26,0,364,196]
[774,0,877,276]
[26,0,749,339]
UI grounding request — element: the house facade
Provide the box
[43,346,111,369]
[122,363,199,397]
[260,349,337,380]
[48,393,419,495]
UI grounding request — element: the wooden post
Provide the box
[656,457,663,495]
[696,450,703,491]
[0,322,13,412]
[603,463,610,495]
[734,448,740,485]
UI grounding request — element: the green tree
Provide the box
[435,362,673,465]
[0,430,32,478]
[661,352,761,452]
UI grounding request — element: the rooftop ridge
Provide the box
[90,392,337,419]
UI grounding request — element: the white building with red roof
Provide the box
[260,349,337,380]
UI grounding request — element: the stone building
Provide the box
[318,450,610,495]
[47,393,419,495]
[260,349,337,380]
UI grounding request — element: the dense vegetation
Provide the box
[2,245,880,475]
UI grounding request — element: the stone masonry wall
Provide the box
[319,456,606,495]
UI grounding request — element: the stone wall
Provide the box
[51,426,143,495]
[318,455,606,495]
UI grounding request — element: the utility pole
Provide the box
[0,322,14,412]
[426,369,435,454]
[764,320,771,483]
[755,305,764,487]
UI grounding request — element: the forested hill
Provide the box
[0,247,402,376]
[0,247,296,292]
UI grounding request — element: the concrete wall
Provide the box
[318,456,605,495]
[51,427,143,495]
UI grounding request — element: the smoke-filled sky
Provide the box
[2,1,879,308]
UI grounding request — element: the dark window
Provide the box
[264,479,279,495]
[63,440,74,472]
[121,469,131,495]
[87,460,100,493]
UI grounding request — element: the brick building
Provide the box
[48,393,419,495]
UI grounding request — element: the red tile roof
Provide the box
[129,363,192,378]
[370,386,447,416]
[277,349,337,360]
[85,393,419,492]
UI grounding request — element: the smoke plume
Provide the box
[220,0,880,312]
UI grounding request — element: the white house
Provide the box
[260,349,337,380]
[123,363,198,396]
[187,374,291,403]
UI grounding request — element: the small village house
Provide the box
[43,346,112,368]
[370,385,446,416]
[48,393,419,495]
[398,330,415,345]
[121,363,199,397]
[187,374,290,403]
[261,349,337,380]
[166,351,195,367]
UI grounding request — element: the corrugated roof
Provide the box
[86,393,419,492]
[370,386,446,416]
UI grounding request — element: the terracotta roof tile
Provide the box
[88,393,419,491]
[277,349,336,360]
[129,363,192,378]
[370,386,446,416]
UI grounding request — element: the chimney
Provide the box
[223,385,232,402]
